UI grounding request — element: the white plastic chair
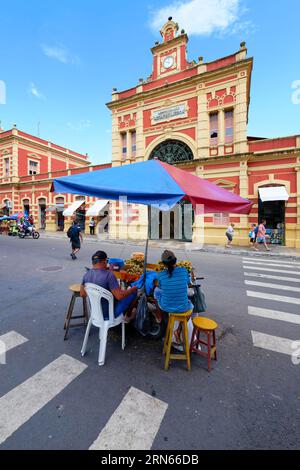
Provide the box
[81,283,125,366]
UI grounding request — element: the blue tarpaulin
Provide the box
[53,160,185,210]
[52,159,252,214]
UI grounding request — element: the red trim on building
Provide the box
[205,75,238,87]
[249,137,297,152]
[206,55,236,72]
[118,88,137,100]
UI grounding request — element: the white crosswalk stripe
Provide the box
[243,265,300,276]
[247,290,300,305]
[0,335,167,450]
[0,332,28,353]
[243,257,300,267]
[244,272,300,283]
[245,280,300,293]
[244,257,300,358]
[243,260,300,269]
[249,306,300,325]
[90,387,168,451]
[0,354,87,445]
[251,331,296,356]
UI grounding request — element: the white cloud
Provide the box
[28,82,45,100]
[41,44,80,65]
[67,120,92,131]
[150,0,248,36]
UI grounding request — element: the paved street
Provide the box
[0,235,299,450]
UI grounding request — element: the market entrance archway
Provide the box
[149,139,194,241]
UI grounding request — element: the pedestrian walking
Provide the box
[89,217,96,236]
[249,224,258,251]
[67,221,83,260]
[255,219,270,251]
[225,223,235,248]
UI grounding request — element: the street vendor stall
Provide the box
[52,159,252,340]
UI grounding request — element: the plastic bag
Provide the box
[191,284,207,313]
[134,290,152,336]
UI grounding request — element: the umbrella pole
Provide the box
[143,208,151,275]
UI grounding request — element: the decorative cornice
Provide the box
[106,58,253,110]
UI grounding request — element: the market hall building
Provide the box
[107,18,300,248]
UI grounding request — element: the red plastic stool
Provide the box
[190,317,218,372]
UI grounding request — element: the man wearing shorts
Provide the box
[70,221,83,260]
[255,219,270,251]
[225,223,235,248]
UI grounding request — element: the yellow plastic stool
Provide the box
[190,317,218,372]
[163,310,193,371]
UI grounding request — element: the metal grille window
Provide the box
[149,139,194,164]
[213,213,230,226]
[225,109,234,144]
[29,160,39,175]
[121,133,127,161]
[210,112,219,146]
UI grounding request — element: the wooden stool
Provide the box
[163,310,193,371]
[190,317,218,372]
[64,284,89,341]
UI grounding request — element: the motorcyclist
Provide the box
[22,218,34,235]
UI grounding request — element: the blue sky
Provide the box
[0,0,299,164]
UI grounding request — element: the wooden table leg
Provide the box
[64,294,76,341]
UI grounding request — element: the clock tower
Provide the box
[151,17,189,81]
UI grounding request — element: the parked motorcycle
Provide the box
[8,225,20,237]
[18,225,40,239]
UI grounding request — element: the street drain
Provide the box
[39,266,64,273]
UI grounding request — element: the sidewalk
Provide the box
[40,230,300,259]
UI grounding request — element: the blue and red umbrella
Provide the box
[52,159,252,214]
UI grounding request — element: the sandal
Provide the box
[174,330,182,345]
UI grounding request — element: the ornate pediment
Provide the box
[215,179,236,188]
[28,153,41,160]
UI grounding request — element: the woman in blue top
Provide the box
[154,250,193,343]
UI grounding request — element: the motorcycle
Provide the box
[18,225,40,239]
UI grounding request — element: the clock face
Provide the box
[163,56,174,69]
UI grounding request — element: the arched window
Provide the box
[149,139,194,164]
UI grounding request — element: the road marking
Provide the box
[89,387,168,451]
[0,332,28,353]
[243,260,300,270]
[249,306,300,325]
[0,355,87,445]
[243,266,300,276]
[251,331,295,356]
[245,280,300,293]
[243,258,300,267]
[244,272,300,283]
[247,291,300,305]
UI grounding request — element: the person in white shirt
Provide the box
[225,223,235,248]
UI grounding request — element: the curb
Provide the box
[40,233,300,260]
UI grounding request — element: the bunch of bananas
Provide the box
[125,258,144,275]
[177,261,192,272]
[155,260,192,272]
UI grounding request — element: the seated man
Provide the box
[80,251,138,321]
